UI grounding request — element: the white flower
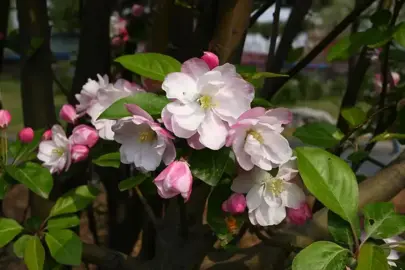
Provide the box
[161,58,254,150]
[231,159,305,226]
[113,104,176,171]
[75,75,144,140]
[37,125,72,174]
[384,236,402,267]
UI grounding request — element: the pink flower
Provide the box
[132,4,144,17]
[0,110,11,128]
[221,193,246,214]
[42,129,52,140]
[374,72,400,93]
[286,202,312,225]
[201,52,219,70]
[71,125,99,148]
[226,107,293,171]
[112,36,123,46]
[71,145,89,163]
[18,127,34,143]
[112,104,176,171]
[161,58,254,150]
[154,161,193,201]
[59,104,78,124]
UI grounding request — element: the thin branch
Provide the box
[249,0,275,27]
[52,71,70,98]
[135,186,160,228]
[269,0,281,57]
[177,196,188,239]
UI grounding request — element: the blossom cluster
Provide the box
[38,52,310,227]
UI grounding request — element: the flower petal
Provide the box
[197,110,227,150]
[125,104,154,121]
[173,107,205,131]
[181,58,210,80]
[162,72,199,103]
[187,133,205,150]
[246,184,264,211]
[265,108,293,125]
[281,183,305,209]
[277,159,298,181]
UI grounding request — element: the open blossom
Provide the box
[374,72,400,93]
[162,58,254,150]
[360,233,402,267]
[37,125,71,174]
[154,160,193,201]
[231,160,305,226]
[226,107,293,171]
[222,193,246,214]
[113,104,175,171]
[75,75,144,140]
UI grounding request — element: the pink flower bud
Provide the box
[71,124,99,148]
[154,161,193,201]
[59,104,78,124]
[71,145,89,163]
[132,4,144,17]
[42,129,52,140]
[221,193,246,214]
[287,202,312,225]
[18,127,34,143]
[0,110,11,128]
[201,51,219,70]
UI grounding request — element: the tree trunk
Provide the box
[16,0,56,128]
[0,0,10,76]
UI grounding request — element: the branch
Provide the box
[249,0,275,27]
[262,0,377,99]
[269,0,281,57]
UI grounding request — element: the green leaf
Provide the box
[0,218,23,247]
[362,202,405,240]
[9,129,44,162]
[292,241,350,270]
[92,152,121,168]
[0,174,11,199]
[49,185,99,218]
[293,123,344,148]
[24,236,45,270]
[356,243,390,270]
[235,64,256,74]
[394,22,405,48]
[348,151,369,164]
[287,47,305,63]
[371,132,405,142]
[119,173,150,191]
[13,235,32,258]
[189,148,233,186]
[328,211,354,250]
[250,72,288,79]
[46,215,81,230]
[45,230,82,266]
[341,107,366,127]
[98,93,169,120]
[115,53,181,81]
[251,97,272,108]
[5,162,53,199]
[296,147,359,233]
[370,9,392,27]
[327,36,361,62]
[26,216,43,231]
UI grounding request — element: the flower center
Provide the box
[199,95,215,109]
[52,148,64,157]
[247,129,264,144]
[266,178,284,196]
[139,130,156,143]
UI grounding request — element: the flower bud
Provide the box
[18,127,34,143]
[71,145,89,163]
[0,110,11,128]
[42,129,52,140]
[286,202,312,225]
[154,161,193,201]
[71,124,99,148]
[221,193,246,214]
[201,51,219,70]
[59,104,78,124]
[132,4,144,17]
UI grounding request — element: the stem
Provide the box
[249,0,275,27]
[135,186,159,228]
[177,196,188,240]
[269,0,281,57]
[351,223,360,253]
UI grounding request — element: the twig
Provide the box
[135,186,160,228]
[51,71,70,98]
[269,0,281,57]
[249,0,275,27]
[177,196,188,239]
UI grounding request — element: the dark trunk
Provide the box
[0,0,10,76]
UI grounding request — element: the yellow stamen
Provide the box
[267,178,284,196]
[52,148,64,157]
[247,129,264,144]
[139,130,156,143]
[199,95,215,109]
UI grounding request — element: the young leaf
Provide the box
[296,147,359,233]
[341,107,366,127]
[92,152,121,168]
[189,148,233,186]
[13,235,32,258]
[98,93,169,120]
[46,215,81,230]
[327,36,360,62]
[251,97,273,108]
[370,132,405,142]
[0,218,23,247]
[115,53,181,81]
[5,162,53,199]
[45,229,82,266]
[293,123,344,148]
[292,241,350,270]
[394,22,405,48]
[49,185,99,218]
[356,243,390,270]
[119,173,150,191]
[24,236,45,270]
[363,202,405,240]
[328,211,354,250]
